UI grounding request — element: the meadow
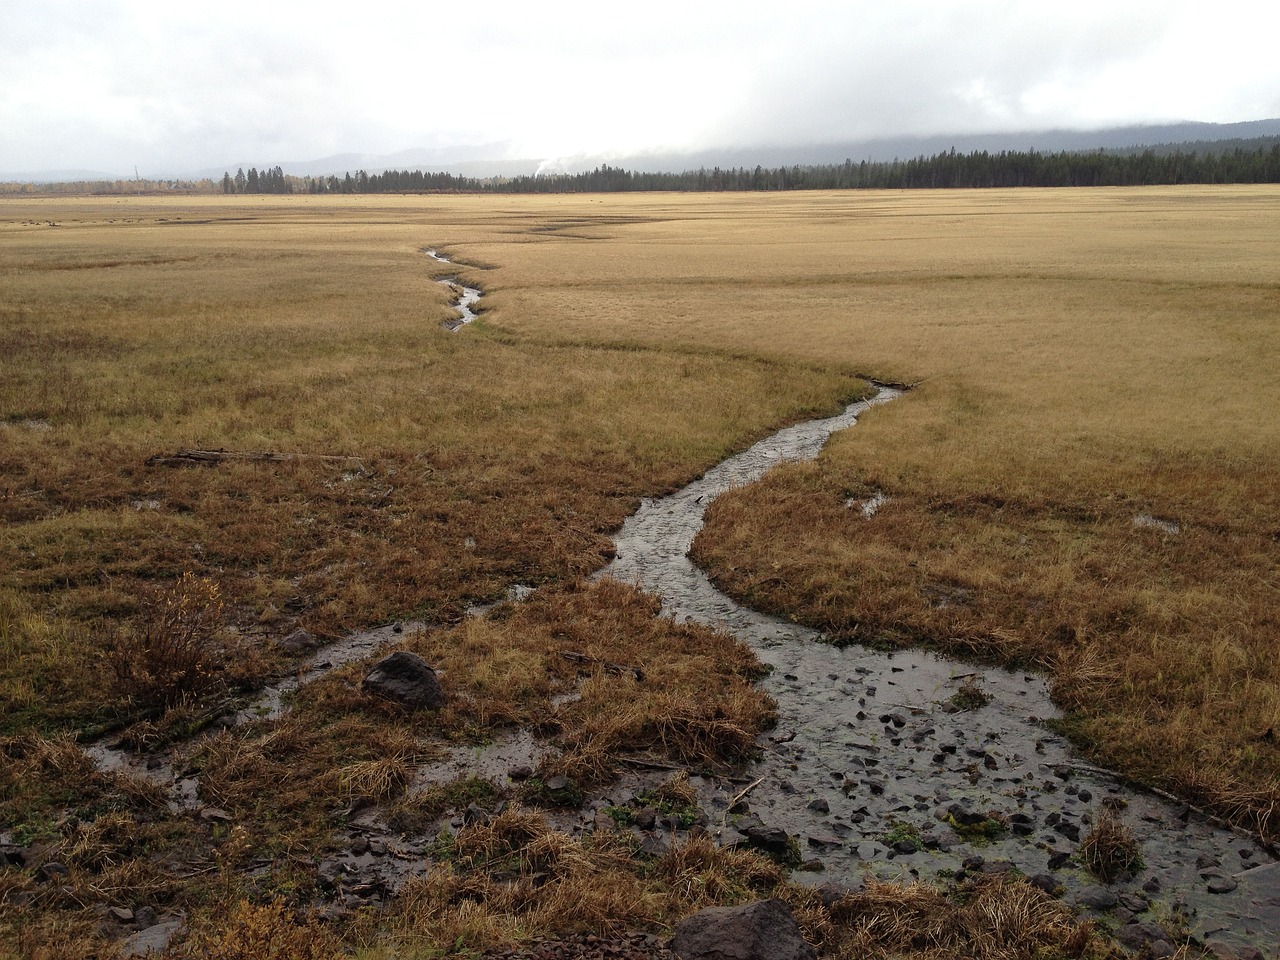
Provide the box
[1,187,1277,957]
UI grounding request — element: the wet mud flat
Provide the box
[599,387,1278,955]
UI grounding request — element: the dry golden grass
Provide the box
[3,188,1276,954]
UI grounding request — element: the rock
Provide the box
[854,841,884,861]
[670,898,816,960]
[806,831,842,850]
[361,651,445,710]
[509,765,533,781]
[1206,875,1238,894]
[1074,886,1118,911]
[120,919,182,958]
[892,838,919,855]
[1028,873,1060,896]
[199,807,233,823]
[739,821,794,861]
[35,862,69,884]
[1117,893,1149,913]
[278,628,319,654]
[1116,922,1170,950]
[134,906,159,928]
[806,798,829,814]
[633,806,657,830]
[1148,942,1175,960]
[109,906,135,923]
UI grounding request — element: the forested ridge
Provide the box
[6,137,1279,196]
[221,138,1280,195]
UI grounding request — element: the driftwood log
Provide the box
[146,449,362,467]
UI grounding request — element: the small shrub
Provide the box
[1078,807,1143,882]
[950,678,992,711]
[107,573,228,711]
[186,898,341,960]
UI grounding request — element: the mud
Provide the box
[599,386,1278,953]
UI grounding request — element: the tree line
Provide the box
[221,140,1280,195]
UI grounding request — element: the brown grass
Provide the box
[4,188,1275,953]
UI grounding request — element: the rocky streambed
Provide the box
[597,385,1278,957]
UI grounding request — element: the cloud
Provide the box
[2,0,1278,176]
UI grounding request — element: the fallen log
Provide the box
[146,449,363,468]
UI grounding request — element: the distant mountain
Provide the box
[9,119,1280,184]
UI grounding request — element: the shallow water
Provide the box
[600,387,1277,952]
[426,249,481,330]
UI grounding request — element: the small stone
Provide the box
[509,765,533,781]
[1149,942,1175,960]
[1074,886,1118,911]
[807,798,830,814]
[35,862,69,884]
[1116,922,1170,950]
[199,807,233,823]
[120,919,182,958]
[806,831,843,850]
[633,806,657,830]
[1117,893,1149,913]
[796,859,825,872]
[893,838,919,855]
[109,906,135,923]
[1028,873,1060,896]
[1206,875,1238,894]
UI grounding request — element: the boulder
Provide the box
[671,898,815,960]
[361,652,445,710]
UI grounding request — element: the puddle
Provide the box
[599,386,1277,951]
[1134,513,1182,536]
[426,249,481,331]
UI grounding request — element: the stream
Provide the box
[599,386,1277,955]
[81,254,1277,953]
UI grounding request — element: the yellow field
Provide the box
[2,187,1278,956]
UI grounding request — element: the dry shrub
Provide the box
[1078,807,1144,883]
[182,899,341,960]
[653,836,785,910]
[394,807,658,950]
[106,572,229,711]
[830,876,1101,960]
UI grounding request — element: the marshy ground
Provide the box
[1,188,1278,958]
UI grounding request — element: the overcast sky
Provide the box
[3,0,1278,176]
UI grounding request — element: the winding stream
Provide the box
[600,386,1278,954]
[426,249,481,330]
[84,253,1277,952]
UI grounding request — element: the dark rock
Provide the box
[35,862,69,884]
[739,822,794,861]
[134,906,159,928]
[815,882,854,908]
[1074,886,1118,911]
[806,798,830,814]
[1117,893,1149,913]
[796,859,824,872]
[361,651,445,710]
[1206,875,1238,894]
[806,831,842,850]
[1053,820,1081,842]
[893,838,919,855]
[670,898,815,960]
[1148,942,1175,960]
[278,628,320,654]
[633,806,657,830]
[509,765,533,781]
[463,804,489,825]
[1028,873,1061,896]
[1116,922,1168,950]
[640,834,669,858]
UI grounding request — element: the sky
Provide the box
[3,0,1279,177]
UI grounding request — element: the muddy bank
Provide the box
[598,386,1277,954]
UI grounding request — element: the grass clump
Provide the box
[106,572,230,712]
[1077,807,1144,883]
